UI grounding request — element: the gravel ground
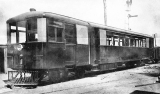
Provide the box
[0,63,160,94]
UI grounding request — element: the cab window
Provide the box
[18,21,26,43]
[27,18,38,42]
[10,22,17,43]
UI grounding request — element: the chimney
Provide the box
[30,8,36,12]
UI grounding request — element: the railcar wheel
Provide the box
[59,68,69,82]
[48,69,60,83]
[48,68,69,83]
[75,69,85,78]
[135,61,141,67]
[38,71,48,83]
[125,62,135,68]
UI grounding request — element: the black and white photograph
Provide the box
[0,0,160,94]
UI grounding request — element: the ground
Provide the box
[0,63,160,94]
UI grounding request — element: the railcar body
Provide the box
[6,11,154,85]
[154,47,160,63]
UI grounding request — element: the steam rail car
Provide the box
[6,11,154,86]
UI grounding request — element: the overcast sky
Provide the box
[0,0,160,45]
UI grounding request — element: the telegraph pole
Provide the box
[103,0,107,25]
[128,14,138,30]
[126,0,132,30]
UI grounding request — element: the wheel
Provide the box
[75,69,85,78]
[125,62,135,68]
[37,71,47,83]
[125,62,130,68]
[136,61,141,67]
[48,68,69,83]
[59,68,69,82]
[48,69,60,83]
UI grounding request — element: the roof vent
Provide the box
[30,8,36,12]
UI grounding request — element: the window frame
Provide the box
[26,18,38,42]
[98,29,150,48]
[9,21,27,44]
[47,18,65,43]
[64,23,76,44]
[7,17,48,44]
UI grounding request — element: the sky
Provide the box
[0,0,160,46]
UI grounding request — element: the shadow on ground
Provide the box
[135,82,159,87]
[131,90,160,94]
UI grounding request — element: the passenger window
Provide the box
[139,39,142,47]
[65,24,76,44]
[113,36,119,46]
[48,20,64,42]
[125,38,130,46]
[119,38,123,46]
[100,29,106,45]
[57,28,63,42]
[142,39,146,47]
[48,26,63,42]
[48,26,56,42]
[130,38,135,47]
[106,35,113,46]
[96,29,149,48]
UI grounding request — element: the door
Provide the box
[64,23,76,66]
[95,28,100,64]
[76,25,89,66]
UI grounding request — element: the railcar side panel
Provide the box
[76,45,89,66]
[65,44,76,66]
[45,43,66,69]
[154,47,160,62]
[99,46,153,66]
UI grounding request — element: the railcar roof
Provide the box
[6,11,88,26]
[7,11,153,38]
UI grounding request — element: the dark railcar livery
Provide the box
[154,47,160,63]
[6,11,154,84]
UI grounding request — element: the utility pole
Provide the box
[125,0,138,31]
[103,0,107,25]
[126,0,132,30]
[128,14,138,30]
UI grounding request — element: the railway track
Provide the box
[3,63,160,94]
[6,64,143,89]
